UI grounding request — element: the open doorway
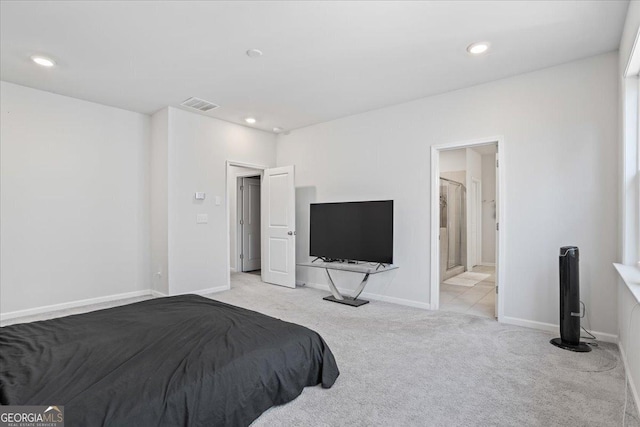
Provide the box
[430,137,504,320]
[226,161,298,290]
[236,175,261,274]
[227,162,265,288]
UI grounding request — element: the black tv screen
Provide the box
[310,200,393,264]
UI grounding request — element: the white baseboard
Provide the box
[230,267,237,273]
[1,284,231,322]
[163,285,230,297]
[501,316,559,333]
[0,289,151,321]
[501,316,618,343]
[619,343,640,416]
[479,262,496,267]
[303,282,430,310]
[187,285,229,296]
[150,290,167,298]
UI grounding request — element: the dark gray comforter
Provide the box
[0,294,339,426]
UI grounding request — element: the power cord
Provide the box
[581,326,596,340]
[579,300,598,345]
[623,302,640,427]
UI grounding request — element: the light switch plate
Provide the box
[215,196,221,206]
[196,214,208,224]
[195,192,206,200]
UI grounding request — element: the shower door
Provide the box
[440,178,466,271]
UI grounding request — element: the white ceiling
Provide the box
[0,1,629,133]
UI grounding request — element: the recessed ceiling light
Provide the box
[246,49,263,58]
[245,117,257,124]
[31,55,56,67]
[273,127,283,133]
[466,42,490,55]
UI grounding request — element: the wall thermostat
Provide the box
[195,192,206,200]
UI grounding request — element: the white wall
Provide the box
[619,283,640,414]
[439,149,466,187]
[0,81,150,314]
[481,153,497,264]
[465,149,482,187]
[617,0,640,413]
[465,148,482,269]
[228,166,262,271]
[439,149,466,173]
[150,108,169,295]
[277,52,619,336]
[151,107,276,295]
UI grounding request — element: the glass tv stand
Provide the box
[297,261,398,307]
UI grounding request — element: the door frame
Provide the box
[225,160,268,289]
[430,136,506,321]
[236,175,261,273]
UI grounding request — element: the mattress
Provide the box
[0,294,339,426]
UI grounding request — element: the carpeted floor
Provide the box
[221,273,638,427]
[3,272,638,426]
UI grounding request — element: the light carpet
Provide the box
[3,273,638,427]
[221,273,637,427]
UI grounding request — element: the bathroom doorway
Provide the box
[431,137,504,320]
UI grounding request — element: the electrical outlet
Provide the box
[196,214,208,224]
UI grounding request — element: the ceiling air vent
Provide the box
[180,97,219,112]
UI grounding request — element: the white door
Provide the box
[241,177,261,272]
[261,165,296,288]
[494,152,499,318]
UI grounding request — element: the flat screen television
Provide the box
[309,200,393,264]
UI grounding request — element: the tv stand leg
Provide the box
[353,273,370,299]
[323,269,370,307]
[325,269,345,300]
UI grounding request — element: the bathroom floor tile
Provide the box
[439,290,459,304]
[439,266,496,319]
[440,283,467,294]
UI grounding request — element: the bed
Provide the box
[0,294,339,426]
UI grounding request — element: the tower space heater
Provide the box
[550,246,591,352]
